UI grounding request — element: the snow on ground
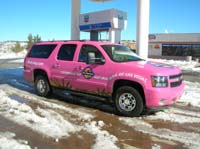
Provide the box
[149,58,200,73]
[1,83,95,121]
[7,58,25,63]
[0,86,119,148]
[0,51,26,59]
[84,121,119,149]
[0,41,27,59]
[0,89,79,139]
[145,107,200,124]
[119,117,200,149]
[0,131,31,149]
[179,81,200,107]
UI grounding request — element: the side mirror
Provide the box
[87,52,105,64]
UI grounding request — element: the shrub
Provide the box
[11,41,24,53]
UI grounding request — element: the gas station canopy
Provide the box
[79,9,127,32]
[71,0,150,58]
[79,9,127,43]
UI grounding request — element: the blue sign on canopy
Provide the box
[79,22,111,31]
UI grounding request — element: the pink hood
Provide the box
[121,60,182,76]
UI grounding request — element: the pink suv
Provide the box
[24,41,184,116]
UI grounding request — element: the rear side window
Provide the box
[57,44,77,61]
[28,44,56,58]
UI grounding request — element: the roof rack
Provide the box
[36,40,112,43]
[38,40,87,43]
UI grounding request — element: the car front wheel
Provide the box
[114,86,144,117]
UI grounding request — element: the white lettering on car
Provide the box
[94,76,109,81]
[61,71,81,76]
[60,71,147,83]
[27,61,44,66]
[98,72,147,83]
[133,74,147,83]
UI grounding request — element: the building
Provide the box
[148,33,200,59]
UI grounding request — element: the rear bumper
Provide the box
[145,83,185,108]
[24,69,34,84]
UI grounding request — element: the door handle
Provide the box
[78,66,83,70]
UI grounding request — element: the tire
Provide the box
[35,75,51,97]
[114,86,144,117]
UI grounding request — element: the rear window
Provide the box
[28,44,57,58]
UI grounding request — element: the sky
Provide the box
[0,0,200,41]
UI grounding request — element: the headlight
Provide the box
[151,76,168,87]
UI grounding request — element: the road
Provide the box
[0,58,200,149]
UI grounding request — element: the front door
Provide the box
[73,45,111,96]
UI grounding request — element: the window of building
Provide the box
[57,44,77,61]
[162,44,200,57]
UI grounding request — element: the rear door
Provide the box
[50,44,77,89]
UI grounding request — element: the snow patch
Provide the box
[149,59,200,73]
[179,81,200,107]
[84,121,119,149]
[7,58,25,63]
[119,117,200,149]
[152,144,161,149]
[0,89,79,139]
[1,84,94,121]
[0,131,31,149]
[0,41,27,59]
[170,107,200,117]
[145,108,200,123]
[0,87,119,148]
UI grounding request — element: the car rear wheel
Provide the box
[35,75,51,97]
[114,86,144,117]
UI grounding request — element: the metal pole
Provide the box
[71,0,80,40]
[136,0,150,59]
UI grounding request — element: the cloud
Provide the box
[164,29,169,34]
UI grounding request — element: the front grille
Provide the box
[169,73,183,88]
[171,80,182,87]
[169,73,182,79]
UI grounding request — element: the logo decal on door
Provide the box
[82,67,95,79]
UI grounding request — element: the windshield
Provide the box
[101,45,143,62]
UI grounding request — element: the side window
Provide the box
[28,44,56,58]
[78,45,104,63]
[57,44,77,61]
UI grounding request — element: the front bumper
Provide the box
[145,82,185,108]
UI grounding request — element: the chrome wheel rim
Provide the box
[37,80,46,93]
[119,93,136,111]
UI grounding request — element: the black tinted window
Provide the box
[28,44,56,58]
[57,44,77,61]
[78,45,103,62]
